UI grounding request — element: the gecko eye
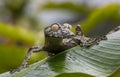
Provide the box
[63,23,72,30]
[51,23,60,31]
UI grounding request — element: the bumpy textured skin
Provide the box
[43,23,98,54]
[44,23,76,54]
[44,23,74,38]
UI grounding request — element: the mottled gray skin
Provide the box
[43,23,75,54]
[44,23,74,38]
[43,23,97,54]
[10,23,98,73]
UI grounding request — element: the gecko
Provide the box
[10,23,103,73]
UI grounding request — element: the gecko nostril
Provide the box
[63,23,72,30]
[51,23,60,32]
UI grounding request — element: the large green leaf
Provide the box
[1,30,120,77]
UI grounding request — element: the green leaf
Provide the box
[41,2,89,13]
[0,23,46,73]
[81,4,120,34]
[1,30,120,77]
[0,23,37,44]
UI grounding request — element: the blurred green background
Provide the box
[0,0,120,74]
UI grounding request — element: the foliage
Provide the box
[0,23,47,73]
[41,2,90,13]
[0,23,36,44]
[0,1,120,77]
[1,29,120,77]
[81,4,120,34]
[1,0,28,24]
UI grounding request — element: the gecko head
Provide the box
[44,23,75,38]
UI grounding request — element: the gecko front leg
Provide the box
[10,46,43,74]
